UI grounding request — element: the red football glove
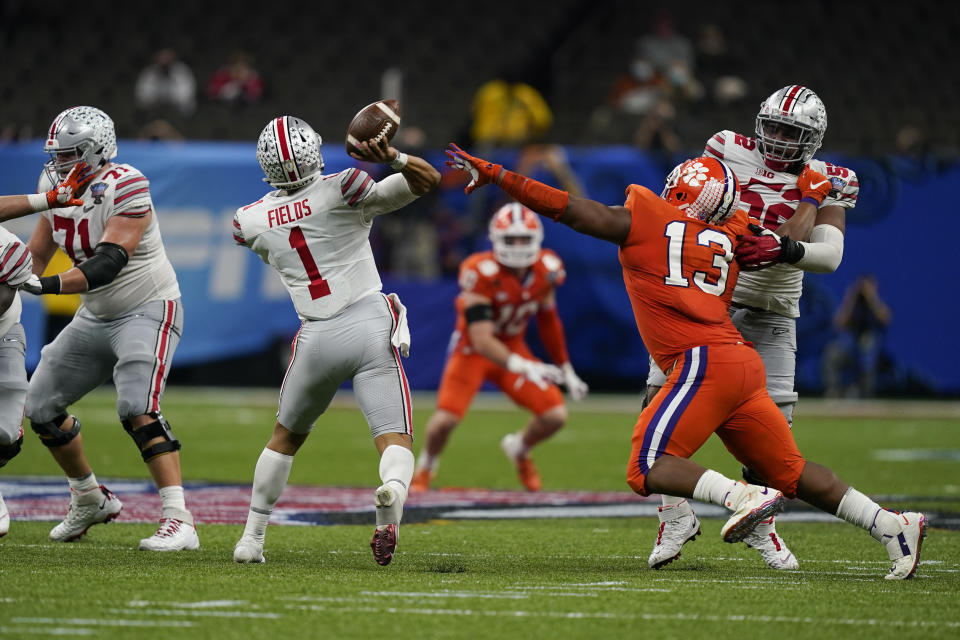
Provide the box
[46,162,94,208]
[445,143,502,194]
[735,223,805,271]
[796,165,832,205]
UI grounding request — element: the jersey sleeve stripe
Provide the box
[116,208,151,217]
[0,244,20,269]
[0,246,29,283]
[233,233,247,245]
[114,186,150,205]
[704,141,724,158]
[116,176,148,190]
[340,168,360,195]
[347,175,373,206]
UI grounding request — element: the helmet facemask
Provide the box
[489,203,543,268]
[43,106,117,183]
[755,85,827,165]
[257,116,324,191]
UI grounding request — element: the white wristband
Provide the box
[27,193,48,212]
[389,152,408,171]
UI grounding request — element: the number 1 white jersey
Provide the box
[0,225,34,338]
[233,168,416,321]
[704,130,859,318]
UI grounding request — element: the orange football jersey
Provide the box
[452,249,566,354]
[619,185,751,372]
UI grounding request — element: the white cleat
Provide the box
[743,516,798,570]
[50,485,123,542]
[721,485,784,543]
[648,499,701,569]
[139,511,199,551]
[0,490,9,537]
[883,511,927,580]
[233,536,265,564]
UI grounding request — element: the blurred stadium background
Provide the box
[1,0,958,397]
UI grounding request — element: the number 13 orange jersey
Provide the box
[618,185,751,372]
[451,249,566,354]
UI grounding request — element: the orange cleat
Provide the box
[515,457,542,492]
[409,468,434,493]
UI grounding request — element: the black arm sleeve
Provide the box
[464,303,494,324]
[77,242,129,290]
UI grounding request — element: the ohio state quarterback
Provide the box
[231,115,439,567]
[410,202,588,493]
[645,85,859,572]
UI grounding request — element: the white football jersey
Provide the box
[234,168,415,321]
[704,130,859,317]
[37,163,181,320]
[0,225,33,337]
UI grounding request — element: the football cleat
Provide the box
[648,499,701,569]
[0,490,9,537]
[501,432,542,491]
[743,516,798,570]
[233,536,265,564]
[720,485,784,543]
[50,485,123,542]
[371,523,398,566]
[883,511,927,580]
[139,513,199,551]
[410,468,434,493]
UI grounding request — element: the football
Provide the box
[345,99,401,155]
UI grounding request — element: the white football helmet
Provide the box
[755,85,827,165]
[257,116,324,190]
[489,203,543,268]
[43,106,117,182]
[662,156,741,225]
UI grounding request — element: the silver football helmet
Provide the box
[43,106,117,182]
[489,202,543,268]
[257,116,324,190]
[755,85,827,164]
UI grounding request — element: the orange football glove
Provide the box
[445,143,502,194]
[46,162,94,208]
[796,165,832,205]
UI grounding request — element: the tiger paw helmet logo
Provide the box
[90,182,108,204]
[681,162,710,187]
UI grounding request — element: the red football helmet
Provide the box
[661,157,741,225]
[488,202,543,268]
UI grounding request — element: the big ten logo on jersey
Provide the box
[754,167,775,179]
[267,199,312,228]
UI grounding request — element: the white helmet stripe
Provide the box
[273,117,299,183]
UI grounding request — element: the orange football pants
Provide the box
[436,343,564,418]
[626,343,805,498]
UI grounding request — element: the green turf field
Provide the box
[1,388,958,639]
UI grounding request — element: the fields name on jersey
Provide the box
[267,199,312,228]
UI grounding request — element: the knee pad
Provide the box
[30,414,80,448]
[0,434,23,467]
[122,412,181,462]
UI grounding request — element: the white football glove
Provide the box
[506,353,564,390]
[20,274,43,295]
[561,362,589,401]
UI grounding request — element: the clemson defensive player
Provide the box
[411,202,588,492]
[444,143,926,580]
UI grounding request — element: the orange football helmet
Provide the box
[661,156,741,225]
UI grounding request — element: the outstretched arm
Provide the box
[0,163,94,222]
[350,137,440,195]
[445,143,631,245]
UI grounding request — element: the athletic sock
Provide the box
[379,445,414,506]
[416,449,438,473]
[660,494,685,508]
[835,487,901,543]
[243,447,294,542]
[158,485,189,521]
[692,470,747,511]
[68,471,99,494]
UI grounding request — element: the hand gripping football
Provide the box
[345,99,401,155]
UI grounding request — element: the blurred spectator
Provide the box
[633,98,682,153]
[207,50,264,106]
[696,24,748,107]
[135,48,197,117]
[637,10,695,75]
[470,77,552,147]
[895,124,929,156]
[138,119,185,141]
[821,274,892,398]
